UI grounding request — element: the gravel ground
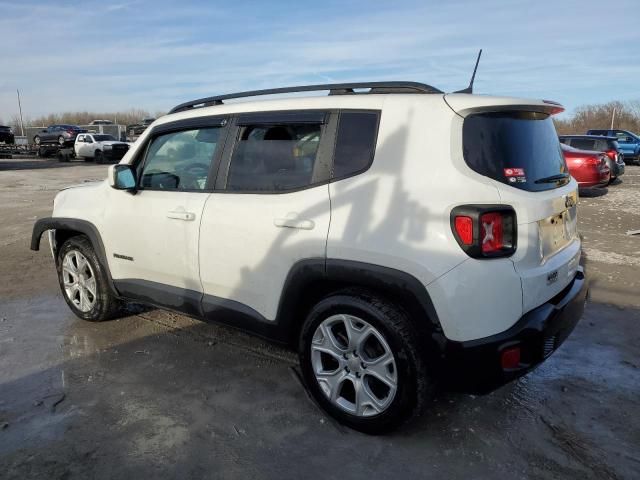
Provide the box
[0,157,639,479]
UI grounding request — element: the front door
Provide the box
[102,120,228,313]
[199,112,333,322]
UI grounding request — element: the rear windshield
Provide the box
[463,111,568,192]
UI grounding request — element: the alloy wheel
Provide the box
[62,250,97,312]
[310,314,398,417]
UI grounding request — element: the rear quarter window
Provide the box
[463,111,568,192]
[332,111,379,179]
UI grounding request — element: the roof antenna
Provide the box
[454,49,482,94]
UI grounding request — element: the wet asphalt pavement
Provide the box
[0,157,639,479]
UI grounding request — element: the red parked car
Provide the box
[561,143,610,188]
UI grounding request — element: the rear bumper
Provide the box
[440,266,587,393]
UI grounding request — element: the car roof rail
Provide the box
[169,81,443,114]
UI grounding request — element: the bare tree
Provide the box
[554,101,640,135]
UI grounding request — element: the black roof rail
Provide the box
[169,81,443,114]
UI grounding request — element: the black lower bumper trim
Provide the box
[441,266,588,394]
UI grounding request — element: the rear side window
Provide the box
[463,111,568,192]
[571,138,596,150]
[332,111,379,179]
[227,123,322,192]
[140,127,222,191]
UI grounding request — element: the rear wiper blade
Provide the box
[534,173,570,184]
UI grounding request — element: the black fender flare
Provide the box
[31,217,118,295]
[276,258,444,344]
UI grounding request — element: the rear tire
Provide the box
[298,289,432,434]
[57,235,122,322]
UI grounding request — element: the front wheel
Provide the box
[57,236,121,321]
[298,289,432,434]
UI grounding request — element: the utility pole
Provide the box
[16,89,25,137]
[610,107,616,130]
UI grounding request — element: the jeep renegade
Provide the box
[32,82,587,433]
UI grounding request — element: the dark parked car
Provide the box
[559,135,624,181]
[586,129,640,165]
[0,125,15,144]
[33,125,87,146]
[561,144,610,188]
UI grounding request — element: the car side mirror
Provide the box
[108,164,137,191]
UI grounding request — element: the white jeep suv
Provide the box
[31,82,587,433]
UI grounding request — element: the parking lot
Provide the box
[0,157,639,479]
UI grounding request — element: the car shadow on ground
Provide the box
[579,187,608,198]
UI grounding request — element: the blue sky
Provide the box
[0,0,638,122]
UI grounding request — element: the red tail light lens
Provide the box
[454,216,473,245]
[605,149,617,160]
[480,212,504,253]
[451,205,516,258]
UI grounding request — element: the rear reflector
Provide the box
[454,216,473,245]
[501,346,521,370]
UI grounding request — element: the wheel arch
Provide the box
[277,259,444,347]
[31,217,118,295]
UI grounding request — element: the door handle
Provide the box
[274,216,315,230]
[167,210,196,221]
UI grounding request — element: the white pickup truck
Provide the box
[74,133,130,163]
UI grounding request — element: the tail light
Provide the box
[585,155,602,166]
[605,149,617,161]
[451,205,517,258]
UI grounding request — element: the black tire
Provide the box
[34,135,40,146]
[38,146,50,158]
[57,151,67,162]
[56,235,122,322]
[58,136,65,146]
[95,150,103,164]
[298,289,432,434]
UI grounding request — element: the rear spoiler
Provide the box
[444,94,564,117]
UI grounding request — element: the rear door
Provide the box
[198,111,333,322]
[460,110,581,313]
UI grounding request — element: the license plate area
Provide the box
[538,206,577,261]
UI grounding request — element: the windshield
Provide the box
[93,135,115,141]
[463,111,569,192]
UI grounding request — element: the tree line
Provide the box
[3,101,639,134]
[3,109,166,130]
[554,100,640,135]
